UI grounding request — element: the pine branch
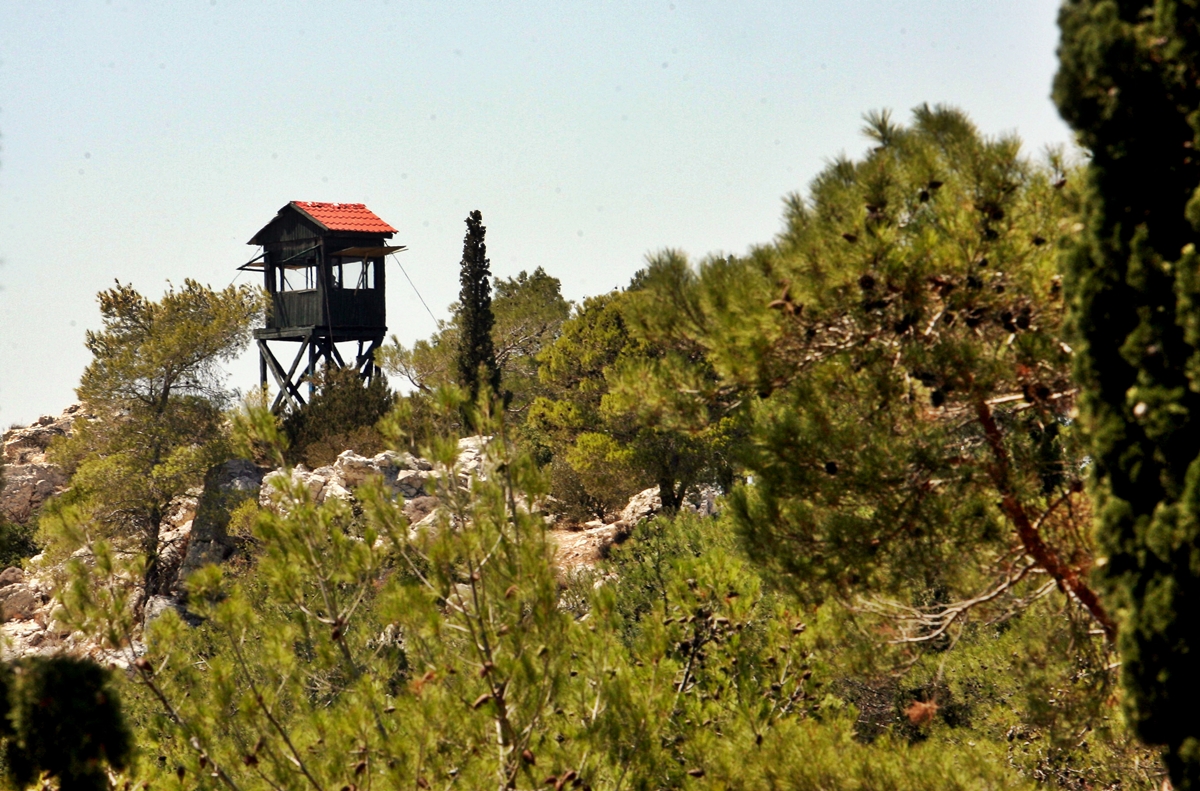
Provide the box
[973,397,1116,640]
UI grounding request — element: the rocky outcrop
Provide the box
[552,485,723,570]
[0,405,88,524]
[619,485,721,525]
[0,419,724,661]
[178,459,262,581]
[259,450,435,513]
[0,459,260,661]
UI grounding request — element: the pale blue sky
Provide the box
[0,1,1071,426]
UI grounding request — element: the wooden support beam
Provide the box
[356,336,382,380]
[278,339,311,409]
[259,339,307,413]
[306,339,317,399]
[328,339,348,368]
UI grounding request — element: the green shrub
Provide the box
[282,365,395,467]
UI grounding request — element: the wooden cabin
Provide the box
[242,201,405,411]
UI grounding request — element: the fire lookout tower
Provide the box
[242,201,405,412]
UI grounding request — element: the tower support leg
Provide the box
[259,338,308,413]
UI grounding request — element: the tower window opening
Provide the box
[355,260,375,290]
[278,261,317,292]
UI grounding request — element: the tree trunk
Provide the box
[140,504,164,607]
[658,478,683,513]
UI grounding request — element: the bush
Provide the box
[0,519,36,569]
[282,365,395,467]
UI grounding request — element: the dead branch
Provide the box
[973,397,1116,640]
[853,562,1041,645]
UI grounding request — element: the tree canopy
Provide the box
[378,266,570,449]
[29,97,1197,790]
[611,107,1118,672]
[528,281,737,517]
[44,279,262,597]
[281,365,395,468]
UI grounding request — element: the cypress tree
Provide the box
[1054,2,1200,784]
[456,210,501,406]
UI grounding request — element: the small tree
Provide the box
[456,210,501,408]
[528,285,735,517]
[616,106,1112,645]
[2,656,132,791]
[378,267,570,412]
[44,279,262,597]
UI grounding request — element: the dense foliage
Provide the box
[1054,1,1200,785]
[56,397,1078,791]
[26,97,1197,789]
[0,657,130,791]
[378,267,571,439]
[281,365,395,468]
[620,106,1105,627]
[527,285,737,518]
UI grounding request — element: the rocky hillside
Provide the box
[0,408,720,664]
[1,405,87,525]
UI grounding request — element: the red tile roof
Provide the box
[291,201,396,234]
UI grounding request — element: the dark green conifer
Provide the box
[456,210,501,407]
[1054,2,1200,784]
[3,657,131,791]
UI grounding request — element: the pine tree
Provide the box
[44,280,262,599]
[613,108,1108,629]
[456,210,501,408]
[1054,2,1200,784]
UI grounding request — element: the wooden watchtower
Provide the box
[242,201,405,412]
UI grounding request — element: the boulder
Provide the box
[322,479,353,503]
[260,466,327,510]
[156,520,193,591]
[620,487,663,525]
[553,521,630,570]
[144,595,187,624]
[333,451,380,487]
[0,587,38,622]
[163,492,200,531]
[371,450,416,473]
[455,436,491,481]
[0,567,25,589]
[395,469,429,499]
[1,405,84,466]
[0,463,69,524]
[0,619,57,659]
[683,486,722,517]
[0,405,89,524]
[385,451,432,472]
[409,508,443,537]
[220,458,266,495]
[403,495,439,525]
[178,459,263,584]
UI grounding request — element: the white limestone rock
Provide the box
[333,451,379,487]
[0,405,89,524]
[620,487,663,526]
[395,469,429,499]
